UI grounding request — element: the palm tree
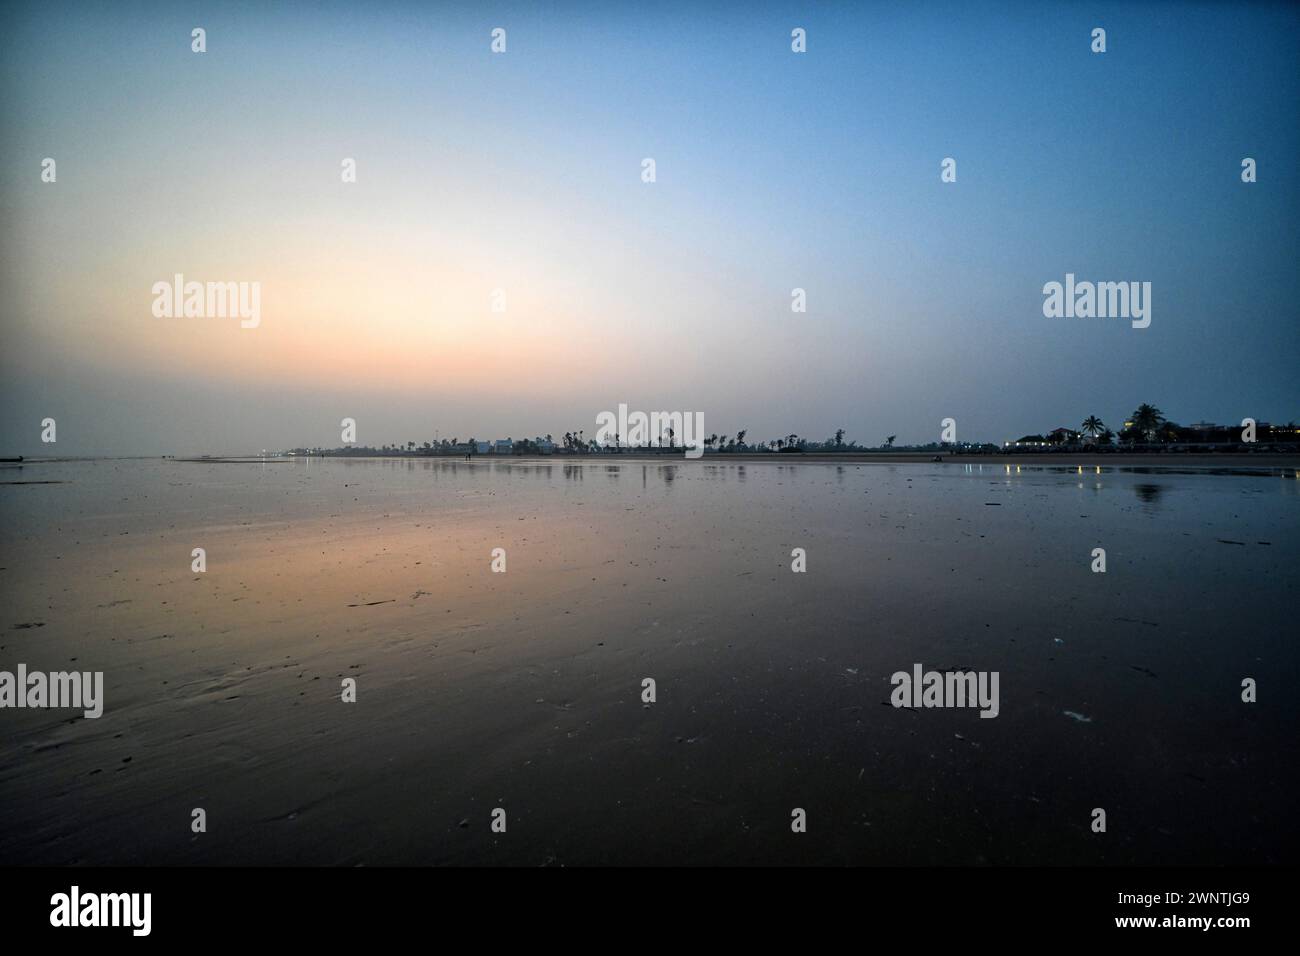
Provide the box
[885,435,896,449]
[1081,416,1105,440]
[736,429,747,447]
[1131,404,1165,442]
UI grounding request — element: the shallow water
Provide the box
[1,457,1297,864]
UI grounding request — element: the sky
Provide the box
[1,0,1297,456]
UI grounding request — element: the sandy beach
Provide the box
[1,457,1295,865]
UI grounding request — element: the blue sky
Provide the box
[1,0,1296,454]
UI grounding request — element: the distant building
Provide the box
[493,438,513,454]
[475,441,491,454]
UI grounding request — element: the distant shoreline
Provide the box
[8,451,1297,468]
[180,451,1300,468]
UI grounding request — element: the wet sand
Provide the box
[1,458,1297,864]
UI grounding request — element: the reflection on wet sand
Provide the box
[1133,483,1166,506]
[0,458,1296,865]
